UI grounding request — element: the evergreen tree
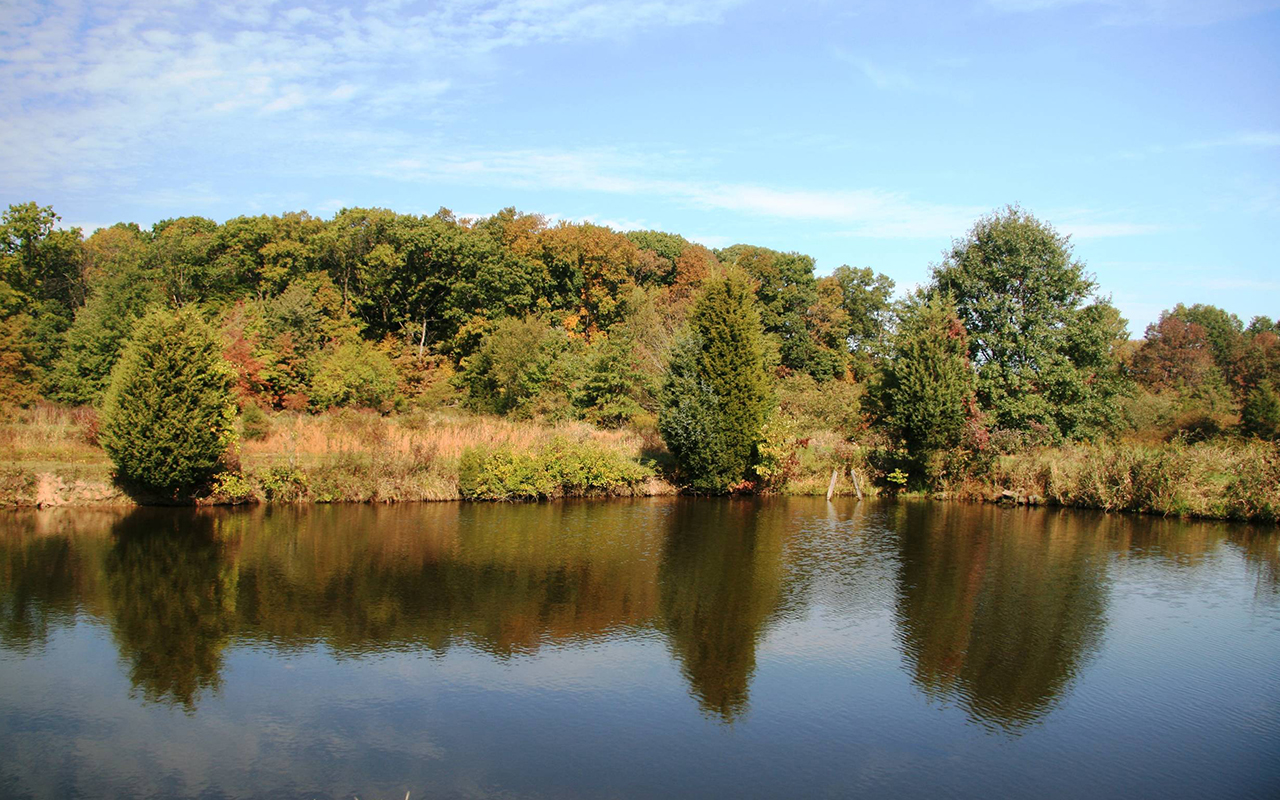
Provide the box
[576,330,649,428]
[1241,383,1280,441]
[659,271,771,492]
[100,307,238,494]
[878,292,976,455]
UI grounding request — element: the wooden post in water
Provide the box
[826,468,839,501]
[844,465,865,496]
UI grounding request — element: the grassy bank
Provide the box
[3,404,1278,523]
[945,440,1280,523]
[0,404,675,505]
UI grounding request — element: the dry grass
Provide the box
[0,403,107,468]
[957,439,1280,522]
[1,404,664,506]
[242,407,646,468]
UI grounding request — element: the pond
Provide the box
[1,498,1277,799]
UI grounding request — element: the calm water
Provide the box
[1,498,1277,799]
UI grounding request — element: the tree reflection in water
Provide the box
[893,502,1108,731]
[105,509,238,712]
[658,499,785,722]
[0,499,1274,729]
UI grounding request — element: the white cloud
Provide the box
[850,59,919,92]
[0,0,742,187]
[389,147,1164,239]
[384,147,993,238]
[831,49,971,102]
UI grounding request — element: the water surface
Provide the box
[1,498,1277,798]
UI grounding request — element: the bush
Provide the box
[457,439,651,500]
[100,307,238,494]
[754,412,802,492]
[257,463,309,502]
[310,340,398,410]
[240,402,272,441]
[211,471,257,504]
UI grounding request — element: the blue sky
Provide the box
[2,0,1277,332]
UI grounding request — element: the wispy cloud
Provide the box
[0,0,741,187]
[387,147,1158,239]
[984,0,1280,25]
[831,49,970,100]
[849,58,920,92]
[1058,221,1164,238]
[1119,130,1280,158]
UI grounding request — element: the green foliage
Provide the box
[659,271,772,492]
[718,244,823,376]
[878,292,975,457]
[239,402,272,441]
[210,471,257,504]
[754,412,802,492]
[931,206,1127,441]
[457,439,651,500]
[310,340,399,411]
[1131,313,1232,408]
[776,373,865,435]
[1241,383,1280,441]
[48,262,161,405]
[256,464,310,502]
[575,331,650,427]
[462,316,582,417]
[0,309,40,407]
[1167,303,1243,384]
[1,203,86,386]
[829,265,895,378]
[100,307,238,493]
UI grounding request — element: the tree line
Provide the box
[1,200,1277,494]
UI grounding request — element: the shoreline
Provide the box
[4,461,1277,526]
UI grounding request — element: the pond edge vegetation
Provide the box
[1,202,1277,522]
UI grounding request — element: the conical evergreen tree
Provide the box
[879,291,976,456]
[100,307,238,494]
[660,271,771,492]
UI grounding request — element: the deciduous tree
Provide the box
[931,206,1126,440]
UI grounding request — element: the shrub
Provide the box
[457,439,651,500]
[257,464,309,502]
[211,471,257,504]
[310,340,398,410]
[100,307,238,494]
[240,401,271,441]
[755,412,802,492]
